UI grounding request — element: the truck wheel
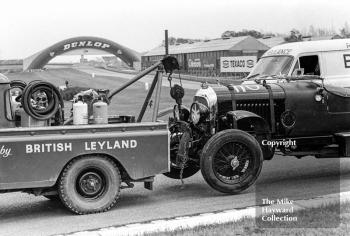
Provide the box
[58,155,121,214]
[201,129,263,194]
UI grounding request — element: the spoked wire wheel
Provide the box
[201,129,263,194]
[213,141,253,185]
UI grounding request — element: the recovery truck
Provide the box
[0,57,179,214]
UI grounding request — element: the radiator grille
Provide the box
[218,99,285,127]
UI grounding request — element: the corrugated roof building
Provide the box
[258,37,285,48]
[142,36,269,77]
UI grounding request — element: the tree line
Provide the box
[161,22,350,46]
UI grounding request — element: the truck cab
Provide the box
[247,38,350,86]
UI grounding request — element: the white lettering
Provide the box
[85,142,90,151]
[63,44,70,50]
[238,85,246,92]
[121,140,129,148]
[245,85,261,91]
[94,42,102,47]
[84,139,138,151]
[261,139,296,148]
[0,145,12,158]
[101,43,110,49]
[78,41,86,47]
[56,143,63,152]
[25,143,73,154]
[34,144,40,153]
[107,141,113,149]
[113,141,120,149]
[26,144,33,154]
[62,41,111,53]
[233,86,240,93]
[65,143,72,152]
[98,141,106,149]
[45,143,52,152]
[90,142,96,151]
[130,140,137,148]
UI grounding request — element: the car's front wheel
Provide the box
[200,129,263,194]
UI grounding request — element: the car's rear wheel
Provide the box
[58,155,121,214]
[164,161,199,179]
[201,129,263,194]
[164,122,199,179]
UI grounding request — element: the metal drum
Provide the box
[73,99,88,125]
[93,100,108,124]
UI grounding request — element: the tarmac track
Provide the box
[0,156,349,236]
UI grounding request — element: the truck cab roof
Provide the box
[0,73,10,84]
[263,39,350,58]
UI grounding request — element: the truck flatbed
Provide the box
[0,122,169,190]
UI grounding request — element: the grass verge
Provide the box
[146,201,350,236]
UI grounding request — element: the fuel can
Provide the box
[93,99,108,124]
[20,108,47,127]
[73,100,88,125]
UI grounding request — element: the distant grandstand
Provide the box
[0,59,23,73]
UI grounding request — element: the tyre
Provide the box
[200,129,263,194]
[163,122,199,179]
[58,155,121,214]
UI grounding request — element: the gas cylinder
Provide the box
[93,98,108,124]
[20,108,47,127]
[73,96,88,125]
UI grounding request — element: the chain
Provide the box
[178,129,191,187]
[179,151,188,186]
[167,73,173,88]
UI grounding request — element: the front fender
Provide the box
[226,110,274,160]
[226,110,270,134]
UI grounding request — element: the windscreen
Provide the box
[249,56,294,77]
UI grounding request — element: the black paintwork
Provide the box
[211,81,350,139]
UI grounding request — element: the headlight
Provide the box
[191,103,201,124]
[190,102,209,125]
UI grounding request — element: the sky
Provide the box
[0,0,349,59]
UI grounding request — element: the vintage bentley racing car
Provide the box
[164,39,350,194]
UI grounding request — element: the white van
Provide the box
[247,39,350,87]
